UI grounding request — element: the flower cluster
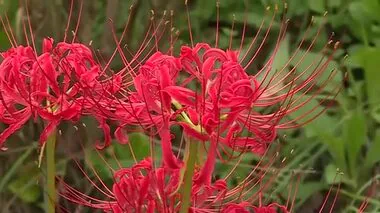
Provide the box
[62,157,231,213]
[2,2,369,213]
[58,34,342,211]
[110,34,340,186]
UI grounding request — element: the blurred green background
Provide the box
[1,0,380,212]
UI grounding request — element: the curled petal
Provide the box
[159,124,181,169]
[43,37,54,53]
[39,120,59,145]
[201,57,217,81]
[59,103,81,121]
[203,48,227,62]
[187,108,199,125]
[80,66,99,88]
[0,110,31,148]
[114,126,129,144]
[178,122,209,141]
[165,86,196,106]
[95,118,112,150]
[194,137,217,185]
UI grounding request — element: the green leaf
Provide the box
[321,135,347,174]
[86,150,114,180]
[288,96,338,138]
[307,0,325,13]
[289,50,342,91]
[194,0,216,20]
[293,182,326,208]
[8,180,41,203]
[327,0,342,9]
[286,0,310,16]
[324,163,353,186]
[256,35,289,90]
[353,48,380,113]
[344,109,366,180]
[349,2,372,24]
[7,167,41,204]
[364,130,380,168]
[0,145,35,191]
[127,132,151,160]
[362,0,380,21]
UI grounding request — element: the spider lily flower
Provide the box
[0,0,132,150]
[0,45,37,149]
[60,157,227,213]
[114,28,341,184]
[221,202,288,213]
[0,29,124,150]
[114,51,183,168]
[60,140,377,213]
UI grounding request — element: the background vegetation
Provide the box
[0,0,380,212]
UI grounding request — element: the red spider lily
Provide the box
[113,36,341,184]
[114,51,182,168]
[0,0,131,150]
[60,140,378,213]
[221,202,288,213]
[60,157,228,213]
[0,37,120,149]
[0,46,36,148]
[110,5,343,189]
[34,2,377,213]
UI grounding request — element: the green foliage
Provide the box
[87,132,152,180]
[1,0,380,212]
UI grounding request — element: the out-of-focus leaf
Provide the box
[307,0,325,13]
[0,145,35,192]
[194,0,215,20]
[8,180,41,203]
[286,0,310,16]
[353,48,380,114]
[362,0,380,21]
[324,163,353,186]
[321,136,347,174]
[256,35,289,90]
[0,0,18,15]
[364,130,380,169]
[327,0,342,9]
[288,96,339,137]
[0,32,12,50]
[87,150,113,180]
[294,182,326,208]
[349,2,372,24]
[127,132,150,160]
[290,50,342,91]
[8,168,41,203]
[344,109,366,180]
[289,96,345,172]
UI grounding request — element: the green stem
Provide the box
[179,139,198,213]
[46,131,57,213]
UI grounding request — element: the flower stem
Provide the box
[180,139,198,213]
[46,131,57,213]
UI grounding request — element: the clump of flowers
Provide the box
[1,1,378,213]
[62,157,229,213]
[108,6,341,193]
[54,2,351,211]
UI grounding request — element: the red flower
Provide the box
[115,52,182,168]
[112,33,339,183]
[0,38,117,149]
[61,157,227,213]
[0,45,39,148]
[221,202,288,213]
